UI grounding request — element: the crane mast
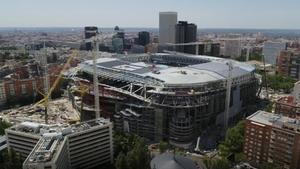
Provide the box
[224,61,233,130]
[93,38,100,119]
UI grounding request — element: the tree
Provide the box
[263,74,296,93]
[0,120,11,135]
[115,153,128,169]
[158,141,168,153]
[264,102,274,112]
[249,53,263,61]
[260,162,283,169]
[0,149,23,169]
[114,132,151,169]
[203,156,231,169]
[234,153,247,163]
[218,120,245,163]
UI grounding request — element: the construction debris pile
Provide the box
[0,98,80,125]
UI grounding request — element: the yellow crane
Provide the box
[34,49,78,124]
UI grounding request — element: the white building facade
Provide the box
[159,12,177,45]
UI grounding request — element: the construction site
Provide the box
[71,52,258,148]
[0,98,80,124]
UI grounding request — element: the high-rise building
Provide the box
[159,12,177,45]
[244,110,300,169]
[112,37,124,53]
[263,41,287,65]
[198,43,220,57]
[277,49,300,80]
[175,21,197,54]
[138,31,150,46]
[84,26,98,51]
[6,119,113,169]
[224,39,242,58]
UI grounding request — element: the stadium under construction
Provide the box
[71,52,258,148]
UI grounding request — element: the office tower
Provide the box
[277,49,300,80]
[224,39,242,58]
[138,31,150,46]
[113,27,125,51]
[114,25,120,31]
[84,26,98,51]
[244,110,300,169]
[6,119,113,169]
[112,37,124,53]
[263,41,287,65]
[159,12,177,44]
[5,122,41,159]
[198,43,221,57]
[175,21,197,54]
[67,119,113,169]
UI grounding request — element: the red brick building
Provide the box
[275,96,300,119]
[244,110,300,169]
[0,63,63,103]
[277,49,300,80]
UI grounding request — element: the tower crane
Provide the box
[224,61,233,131]
[34,49,78,124]
[84,34,104,119]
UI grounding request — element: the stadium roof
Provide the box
[79,53,255,87]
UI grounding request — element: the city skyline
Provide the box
[0,0,300,29]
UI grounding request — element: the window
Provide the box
[0,84,5,100]
[21,84,26,94]
[9,84,15,96]
[32,81,36,91]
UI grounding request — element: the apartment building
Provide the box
[244,110,300,169]
[275,96,300,119]
[277,49,300,80]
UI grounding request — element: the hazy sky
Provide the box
[1,0,300,29]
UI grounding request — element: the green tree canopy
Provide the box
[203,156,231,169]
[0,120,11,135]
[114,132,151,169]
[218,121,245,159]
[263,74,296,93]
[158,141,168,153]
[0,149,23,169]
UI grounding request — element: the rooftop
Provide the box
[26,135,65,164]
[79,53,255,87]
[276,96,300,107]
[7,118,111,136]
[247,110,300,133]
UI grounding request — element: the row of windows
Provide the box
[8,81,37,96]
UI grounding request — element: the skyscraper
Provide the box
[138,31,150,46]
[175,21,197,54]
[224,39,242,58]
[84,26,98,51]
[159,12,177,45]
